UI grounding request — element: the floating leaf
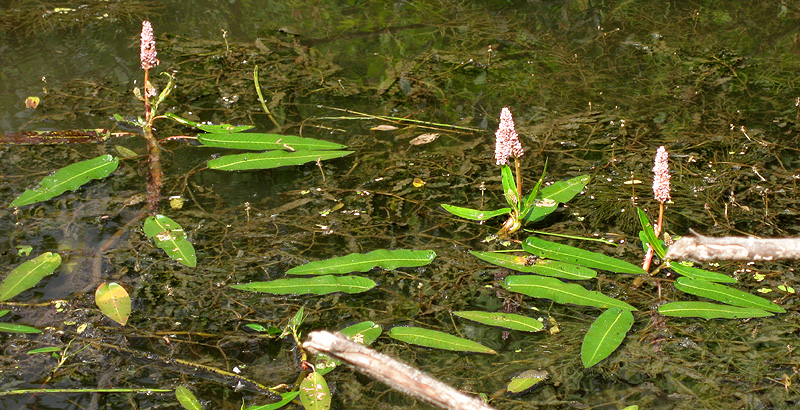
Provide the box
[231,276,376,295]
[637,208,666,259]
[25,96,40,109]
[246,391,300,410]
[667,262,737,283]
[522,200,559,222]
[198,133,345,151]
[440,204,511,221]
[11,154,119,207]
[454,311,544,332]
[0,252,61,302]
[287,249,436,275]
[523,237,644,274]
[208,150,353,171]
[538,174,590,203]
[163,112,254,133]
[503,275,636,311]
[581,308,634,367]
[299,371,331,410]
[0,310,41,333]
[389,326,496,354]
[95,283,131,326]
[27,347,62,355]
[340,321,382,345]
[143,215,197,267]
[674,277,785,313]
[469,251,596,280]
[507,370,549,394]
[175,386,203,410]
[658,301,773,319]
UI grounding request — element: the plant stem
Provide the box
[142,67,162,214]
[514,157,523,211]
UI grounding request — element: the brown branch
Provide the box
[665,234,800,262]
[303,331,495,410]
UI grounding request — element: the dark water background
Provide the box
[2,1,800,409]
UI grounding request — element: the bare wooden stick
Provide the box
[303,331,495,410]
[665,234,800,262]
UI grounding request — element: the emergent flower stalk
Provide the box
[140,20,162,214]
[494,107,525,235]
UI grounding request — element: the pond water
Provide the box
[2,1,800,409]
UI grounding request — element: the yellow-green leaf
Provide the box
[95,282,131,326]
[470,251,596,280]
[299,372,330,410]
[207,150,352,171]
[523,237,644,274]
[674,277,785,313]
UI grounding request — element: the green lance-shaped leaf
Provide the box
[163,112,254,133]
[657,302,773,319]
[388,326,496,354]
[299,371,331,410]
[175,386,203,410]
[440,204,511,221]
[637,208,666,259]
[231,275,376,295]
[0,252,61,302]
[538,174,590,203]
[523,237,645,274]
[207,150,353,171]
[581,308,634,368]
[198,133,346,151]
[674,277,785,313]
[507,370,549,395]
[245,391,300,410]
[470,251,597,280]
[95,282,131,326]
[503,275,636,311]
[0,310,41,333]
[143,215,197,267]
[287,249,436,275]
[454,311,544,332]
[667,262,737,283]
[11,154,119,207]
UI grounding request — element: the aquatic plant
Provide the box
[441,107,589,237]
[6,20,352,269]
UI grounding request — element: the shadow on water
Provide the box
[2,1,800,409]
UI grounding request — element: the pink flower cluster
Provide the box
[494,107,524,165]
[140,20,160,71]
[652,146,670,203]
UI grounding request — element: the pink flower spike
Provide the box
[494,107,524,166]
[140,20,160,71]
[652,146,671,203]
